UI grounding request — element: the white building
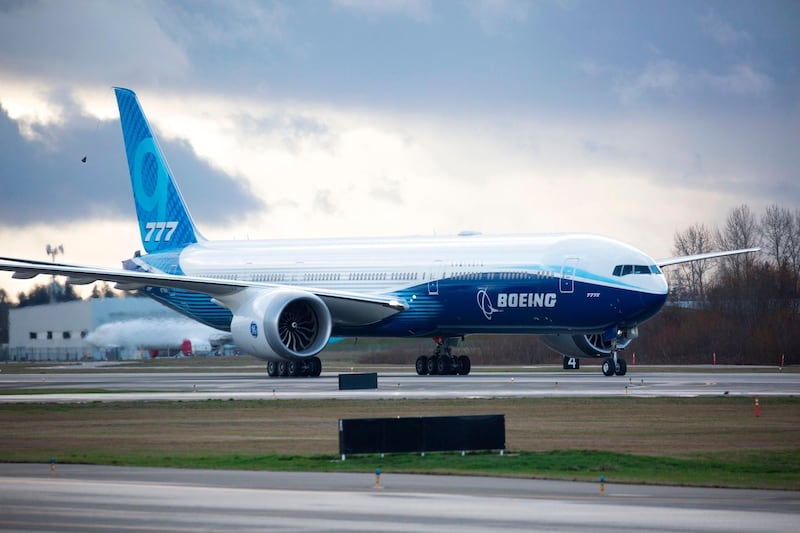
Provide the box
[8,297,192,361]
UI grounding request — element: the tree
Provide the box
[91,283,120,299]
[672,223,714,299]
[787,209,800,293]
[760,204,797,294]
[16,282,80,308]
[0,288,8,344]
[715,204,759,282]
[760,204,793,269]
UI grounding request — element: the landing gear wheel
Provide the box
[309,357,322,377]
[457,355,471,375]
[427,356,438,375]
[287,360,299,377]
[436,356,451,375]
[416,356,428,375]
[267,361,279,377]
[616,358,627,376]
[602,358,616,376]
[278,360,289,377]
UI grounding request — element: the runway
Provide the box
[1,463,798,533]
[0,367,797,403]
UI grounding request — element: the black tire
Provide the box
[287,360,299,377]
[602,358,615,376]
[436,356,451,375]
[416,356,428,375]
[309,357,322,377]
[267,361,278,377]
[278,361,288,377]
[427,356,438,375]
[616,358,627,376]
[458,355,471,375]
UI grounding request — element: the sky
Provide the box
[0,0,798,300]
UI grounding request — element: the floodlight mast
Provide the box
[45,244,64,302]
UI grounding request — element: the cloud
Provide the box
[700,63,772,96]
[0,96,264,227]
[613,59,772,104]
[0,1,190,86]
[164,0,289,47]
[615,59,682,103]
[332,0,432,22]
[698,8,750,46]
[467,0,531,34]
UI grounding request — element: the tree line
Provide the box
[644,203,800,365]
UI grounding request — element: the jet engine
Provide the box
[230,289,332,361]
[540,327,637,358]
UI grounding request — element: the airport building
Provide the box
[7,297,190,361]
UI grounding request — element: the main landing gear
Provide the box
[266,357,322,378]
[415,337,471,376]
[601,350,627,377]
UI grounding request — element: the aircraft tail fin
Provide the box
[114,87,203,253]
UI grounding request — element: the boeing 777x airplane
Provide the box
[0,88,758,377]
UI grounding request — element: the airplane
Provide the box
[0,87,759,378]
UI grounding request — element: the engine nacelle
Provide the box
[230,289,332,361]
[540,328,637,358]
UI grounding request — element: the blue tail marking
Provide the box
[114,87,203,253]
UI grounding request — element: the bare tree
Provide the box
[715,204,759,281]
[672,223,714,299]
[760,204,793,269]
[788,209,800,292]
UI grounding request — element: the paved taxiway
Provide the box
[2,463,798,533]
[0,367,797,403]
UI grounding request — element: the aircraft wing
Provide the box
[655,248,760,268]
[0,257,408,325]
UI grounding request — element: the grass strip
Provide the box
[5,449,798,490]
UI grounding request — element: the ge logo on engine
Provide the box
[250,321,258,338]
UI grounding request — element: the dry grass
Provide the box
[1,397,798,459]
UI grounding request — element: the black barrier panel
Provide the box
[338,372,378,390]
[382,417,423,453]
[339,414,505,456]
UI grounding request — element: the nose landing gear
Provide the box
[601,348,627,376]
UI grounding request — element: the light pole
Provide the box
[45,244,64,302]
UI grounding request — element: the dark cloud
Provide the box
[0,99,264,228]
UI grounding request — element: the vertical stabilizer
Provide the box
[114,87,203,253]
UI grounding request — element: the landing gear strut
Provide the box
[415,337,471,376]
[267,357,322,378]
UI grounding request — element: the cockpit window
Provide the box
[613,264,661,277]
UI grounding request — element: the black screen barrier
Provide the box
[339,414,505,457]
[338,372,378,390]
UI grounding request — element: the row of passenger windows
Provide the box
[451,271,556,281]
[208,272,421,283]
[205,270,553,283]
[613,264,661,277]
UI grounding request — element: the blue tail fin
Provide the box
[114,87,203,253]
